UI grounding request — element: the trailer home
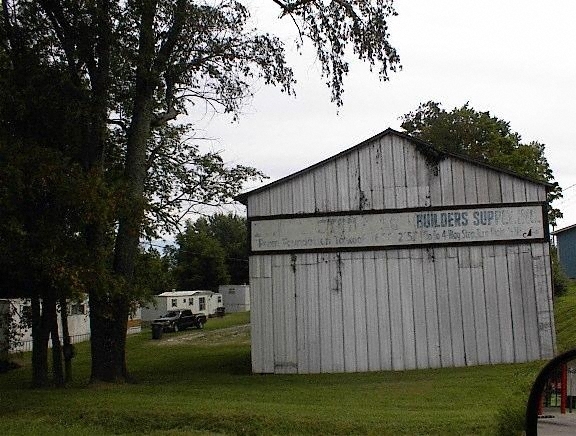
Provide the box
[0,297,141,352]
[237,128,556,374]
[218,285,250,312]
[141,290,223,321]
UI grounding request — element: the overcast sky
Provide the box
[184,0,576,230]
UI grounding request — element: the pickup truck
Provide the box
[151,309,207,332]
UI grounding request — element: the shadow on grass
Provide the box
[130,343,253,385]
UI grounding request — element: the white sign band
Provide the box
[251,205,545,252]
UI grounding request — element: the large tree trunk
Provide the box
[89,293,130,382]
[59,297,73,383]
[31,295,49,388]
[45,296,64,387]
[89,0,157,383]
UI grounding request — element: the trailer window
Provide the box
[171,298,177,307]
[199,297,206,311]
[189,298,194,306]
[69,303,85,315]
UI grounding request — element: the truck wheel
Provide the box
[173,324,179,332]
[197,321,204,330]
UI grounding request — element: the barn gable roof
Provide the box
[235,128,553,205]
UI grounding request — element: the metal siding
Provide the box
[458,247,478,366]
[352,252,369,372]
[318,253,333,372]
[387,250,404,370]
[482,246,503,364]
[471,246,490,365]
[358,143,373,210]
[341,252,357,372]
[557,229,576,278]
[246,132,555,374]
[399,249,417,370]
[436,247,455,367]
[410,250,429,369]
[306,253,321,373]
[363,253,381,370]
[404,138,420,208]
[439,159,455,206]
[507,246,528,362]
[335,156,352,212]
[451,160,466,204]
[532,243,555,358]
[381,136,396,209]
[284,255,298,373]
[375,251,393,370]
[330,254,345,372]
[495,245,515,363]
[423,248,441,368]
[520,245,540,361]
[446,247,465,367]
[295,254,309,373]
[392,136,408,209]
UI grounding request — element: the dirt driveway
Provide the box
[153,324,251,347]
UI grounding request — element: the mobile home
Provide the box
[218,285,250,312]
[141,290,223,321]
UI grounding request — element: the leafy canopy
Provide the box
[400,101,562,225]
[167,213,249,292]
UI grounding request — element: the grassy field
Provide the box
[554,282,576,353]
[1,291,575,436]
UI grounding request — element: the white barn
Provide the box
[141,290,223,321]
[218,285,250,312]
[236,128,556,374]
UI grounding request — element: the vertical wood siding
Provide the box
[247,133,555,373]
[250,243,555,373]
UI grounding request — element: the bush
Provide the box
[551,246,570,296]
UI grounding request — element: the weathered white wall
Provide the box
[246,132,555,374]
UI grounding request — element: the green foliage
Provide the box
[401,101,562,225]
[551,246,570,296]
[170,221,230,291]
[1,0,401,382]
[168,213,249,292]
[201,213,249,284]
[0,301,26,370]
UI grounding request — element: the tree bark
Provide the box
[89,293,130,383]
[31,295,49,388]
[59,297,72,383]
[45,296,64,387]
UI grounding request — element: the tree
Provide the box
[169,213,248,291]
[400,101,562,226]
[171,223,230,291]
[2,0,401,383]
[202,214,249,284]
[0,42,92,386]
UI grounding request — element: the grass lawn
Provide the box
[554,281,576,353]
[0,305,569,435]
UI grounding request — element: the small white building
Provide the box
[141,290,223,321]
[218,285,250,312]
[0,297,141,352]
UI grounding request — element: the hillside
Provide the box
[554,282,576,353]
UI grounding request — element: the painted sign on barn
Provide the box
[252,204,546,252]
